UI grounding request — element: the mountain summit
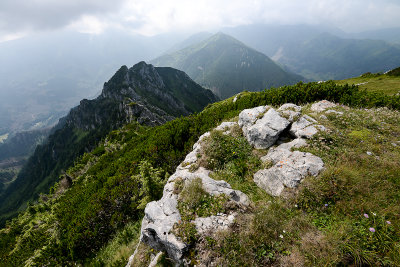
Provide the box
[0,62,217,225]
[151,32,303,99]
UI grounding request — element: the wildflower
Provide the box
[324,204,328,207]
[369,227,375,233]
[364,213,369,218]
[372,212,376,216]
[279,234,283,239]
[294,204,298,208]
[283,230,286,233]
[386,221,391,225]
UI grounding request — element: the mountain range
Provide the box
[222,24,400,80]
[152,32,303,99]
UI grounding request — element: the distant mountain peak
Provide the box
[151,33,303,99]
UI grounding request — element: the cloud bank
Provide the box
[1,0,399,40]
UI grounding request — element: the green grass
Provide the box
[336,72,400,95]
[185,103,400,266]
[295,104,400,265]
[2,81,400,266]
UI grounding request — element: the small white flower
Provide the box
[283,230,286,233]
[373,212,376,216]
[294,204,298,208]
[279,234,283,239]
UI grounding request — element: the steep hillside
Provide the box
[151,32,303,99]
[223,25,400,80]
[0,62,217,226]
[0,128,50,196]
[1,81,399,266]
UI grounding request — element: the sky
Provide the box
[1,0,400,42]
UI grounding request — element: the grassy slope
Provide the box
[1,81,400,266]
[336,72,400,95]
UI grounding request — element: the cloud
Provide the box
[0,0,399,39]
[0,0,127,32]
[117,0,400,35]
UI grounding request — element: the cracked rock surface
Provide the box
[140,121,249,265]
[241,108,290,149]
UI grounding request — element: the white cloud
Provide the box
[0,0,399,39]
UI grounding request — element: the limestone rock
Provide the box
[289,115,325,139]
[271,138,307,151]
[255,147,324,196]
[194,213,236,234]
[311,100,337,112]
[238,105,269,132]
[245,108,290,149]
[141,166,249,264]
[278,103,302,122]
[215,121,237,134]
[178,132,210,170]
[278,103,302,112]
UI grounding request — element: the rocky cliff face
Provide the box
[127,100,340,266]
[65,61,218,130]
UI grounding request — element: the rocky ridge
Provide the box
[130,100,338,266]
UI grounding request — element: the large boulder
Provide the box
[244,108,290,149]
[238,105,269,133]
[254,142,324,196]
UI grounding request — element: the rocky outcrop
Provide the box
[66,62,218,130]
[237,103,325,197]
[240,108,290,149]
[140,122,249,264]
[136,102,329,265]
[255,143,324,196]
[289,115,326,139]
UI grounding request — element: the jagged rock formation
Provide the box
[237,102,325,197]
[134,101,331,265]
[65,61,218,129]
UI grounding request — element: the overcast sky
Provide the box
[1,0,400,42]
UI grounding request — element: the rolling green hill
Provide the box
[151,32,303,99]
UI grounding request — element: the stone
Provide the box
[245,108,290,149]
[311,100,337,112]
[278,103,302,122]
[178,132,210,170]
[255,148,324,196]
[141,166,249,264]
[278,103,302,112]
[289,115,325,139]
[238,105,269,132]
[193,213,236,234]
[268,138,307,152]
[215,121,237,134]
[254,169,285,196]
